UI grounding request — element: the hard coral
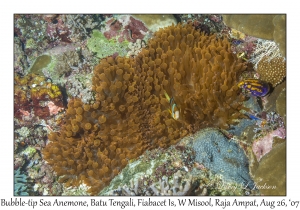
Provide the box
[14,168,30,196]
[108,172,194,196]
[43,23,248,195]
[257,56,286,87]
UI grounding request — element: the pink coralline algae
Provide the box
[103,15,148,43]
[47,101,64,116]
[209,15,222,23]
[123,16,148,42]
[103,19,123,40]
[252,126,286,162]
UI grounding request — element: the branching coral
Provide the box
[150,172,194,195]
[43,23,248,195]
[14,168,30,196]
[108,171,194,196]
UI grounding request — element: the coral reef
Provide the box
[108,171,195,196]
[150,172,193,195]
[192,128,255,189]
[15,127,31,143]
[222,14,286,57]
[230,36,257,62]
[43,50,82,84]
[13,14,287,197]
[14,73,64,120]
[14,168,30,196]
[14,15,48,53]
[252,111,285,138]
[42,23,249,195]
[65,72,95,104]
[14,37,30,75]
[101,131,254,196]
[127,39,147,57]
[102,15,149,43]
[61,15,103,42]
[14,122,64,196]
[248,39,282,70]
[99,136,195,195]
[175,14,227,37]
[62,183,90,195]
[41,43,96,102]
[30,162,63,196]
[257,56,286,87]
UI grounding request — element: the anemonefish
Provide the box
[164,91,180,120]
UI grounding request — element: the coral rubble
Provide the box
[42,23,249,195]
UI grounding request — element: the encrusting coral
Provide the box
[257,56,286,87]
[42,23,248,195]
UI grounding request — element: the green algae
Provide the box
[25,38,38,49]
[87,30,129,59]
[21,146,37,159]
[253,142,286,195]
[29,54,51,75]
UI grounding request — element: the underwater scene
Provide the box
[14,14,286,196]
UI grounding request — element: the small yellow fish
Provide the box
[164,91,180,120]
[237,52,248,61]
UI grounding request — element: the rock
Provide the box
[276,87,286,125]
[132,15,177,32]
[264,81,286,113]
[253,142,286,195]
